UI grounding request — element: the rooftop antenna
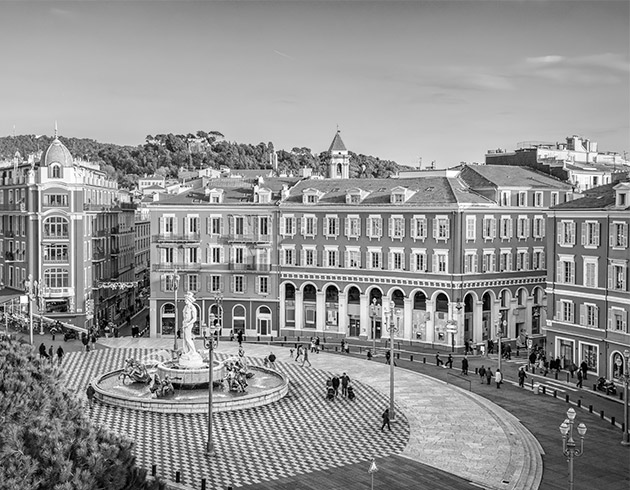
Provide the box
[418,156,422,170]
[54,121,58,139]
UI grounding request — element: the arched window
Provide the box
[43,217,69,238]
[50,164,62,179]
[233,305,246,334]
[44,268,69,288]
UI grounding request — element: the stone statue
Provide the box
[178,291,205,368]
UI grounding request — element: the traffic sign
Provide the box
[368,459,378,474]
[527,339,533,349]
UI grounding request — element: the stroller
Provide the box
[326,386,336,401]
[347,385,356,401]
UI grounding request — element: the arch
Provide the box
[341,283,363,295]
[346,286,361,336]
[435,293,449,313]
[303,284,317,301]
[391,289,405,308]
[208,304,223,332]
[283,283,296,327]
[516,287,528,307]
[43,216,69,238]
[366,285,383,303]
[256,305,273,335]
[160,302,175,337]
[300,282,318,294]
[347,286,361,304]
[284,283,296,300]
[325,285,339,303]
[499,289,511,308]
[532,286,545,305]
[411,290,428,341]
[611,351,627,380]
[233,304,246,334]
[50,164,62,179]
[481,292,493,341]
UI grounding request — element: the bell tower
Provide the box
[328,130,349,179]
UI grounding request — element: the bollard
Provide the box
[589,405,593,413]
[593,384,597,391]
[611,416,615,426]
[531,379,534,389]
[423,357,426,364]
[175,471,180,483]
[525,365,529,372]
[554,372,558,380]
[567,373,570,383]
[396,353,400,360]
[577,399,581,408]
[410,355,413,362]
[600,410,604,419]
[257,336,260,342]
[565,394,570,403]
[542,386,546,395]
[284,336,287,342]
[553,390,557,398]
[152,465,157,476]
[201,479,206,490]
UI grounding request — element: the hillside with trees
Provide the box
[0,132,405,188]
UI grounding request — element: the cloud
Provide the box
[49,7,78,19]
[273,50,294,60]
[522,53,629,85]
[416,66,515,92]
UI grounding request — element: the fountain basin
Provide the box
[92,365,289,414]
[157,359,225,388]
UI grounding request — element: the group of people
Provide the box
[38,342,64,366]
[325,372,354,401]
[292,344,313,367]
[477,365,504,388]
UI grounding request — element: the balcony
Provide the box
[226,233,272,244]
[229,262,271,272]
[111,248,121,255]
[83,203,112,212]
[93,250,106,261]
[4,230,14,238]
[4,251,15,261]
[152,233,201,243]
[151,262,202,272]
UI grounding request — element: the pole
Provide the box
[389,316,395,421]
[207,339,215,455]
[173,269,179,352]
[568,449,574,490]
[451,332,455,353]
[623,351,630,446]
[29,293,33,346]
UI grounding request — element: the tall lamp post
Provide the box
[24,274,38,346]
[214,292,223,337]
[559,407,587,490]
[37,281,44,335]
[171,269,180,352]
[203,328,218,456]
[386,300,399,421]
[497,317,506,374]
[621,349,630,446]
[369,298,380,355]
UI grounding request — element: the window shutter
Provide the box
[411,218,417,239]
[255,278,260,294]
[571,303,576,323]
[541,219,545,238]
[366,218,372,237]
[300,217,306,237]
[557,225,563,245]
[609,229,615,247]
[158,217,164,234]
[161,274,167,292]
[160,248,166,263]
[579,304,586,326]
[508,219,513,238]
[594,223,600,246]
[344,250,349,268]
[324,218,329,236]
[608,308,613,329]
[556,300,561,320]
[525,219,530,238]
[623,310,628,331]
[344,218,350,237]
[432,254,438,273]
[400,219,406,239]
[388,218,394,238]
[432,219,437,239]
[473,254,478,273]
[313,217,318,235]
[594,306,599,327]
[491,254,496,272]
[624,224,629,247]
[280,217,286,235]
[608,265,614,289]
[491,218,497,239]
[557,261,563,283]
[524,252,529,270]
[464,256,470,273]
[581,223,586,245]
[171,218,178,235]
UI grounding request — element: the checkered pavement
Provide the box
[62,348,409,489]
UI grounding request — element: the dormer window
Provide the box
[255,188,272,204]
[345,187,368,204]
[207,188,224,204]
[614,182,630,207]
[390,186,412,204]
[302,188,324,205]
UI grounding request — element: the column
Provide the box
[425,300,435,343]
[149,298,158,337]
[473,300,484,344]
[316,290,326,332]
[359,293,369,339]
[278,285,286,333]
[337,294,347,334]
[403,297,413,340]
[294,289,303,332]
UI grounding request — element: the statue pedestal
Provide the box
[179,351,206,369]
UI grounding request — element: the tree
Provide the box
[0,340,165,490]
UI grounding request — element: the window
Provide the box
[558,220,576,246]
[581,221,600,247]
[580,343,598,372]
[302,216,317,237]
[234,216,245,236]
[233,275,244,293]
[433,251,448,273]
[534,192,543,207]
[389,216,405,240]
[609,307,628,332]
[499,216,513,240]
[44,268,69,288]
[43,217,69,238]
[368,248,382,270]
[306,195,317,204]
[324,247,339,267]
[345,215,361,238]
[209,275,222,292]
[209,246,223,264]
[558,300,575,323]
[302,246,317,267]
[517,191,527,207]
[50,164,62,179]
[163,216,175,234]
[532,248,545,270]
[433,216,450,241]
[161,247,175,264]
[324,215,339,237]
[186,274,199,292]
[367,216,383,238]
[608,261,627,291]
[533,216,545,239]
[465,216,476,241]
[208,216,222,235]
[389,248,404,271]
[464,251,478,273]
[280,215,296,237]
[482,216,497,240]
[499,250,512,272]
[187,216,199,235]
[44,194,68,206]
[282,246,295,266]
[411,216,428,240]
[610,222,628,248]
[392,192,405,204]
[500,191,511,206]
[583,258,598,288]
[516,249,529,271]
[257,276,269,295]
[483,250,496,273]
[345,247,361,268]
[258,216,270,237]
[551,192,559,207]
[44,244,68,262]
[233,247,245,264]
[557,257,575,284]
[580,304,598,327]
[411,250,427,272]
[516,216,529,239]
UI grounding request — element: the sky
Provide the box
[1,0,628,168]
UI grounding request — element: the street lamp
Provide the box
[202,328,219,456]
[24,274,38,346]
[621,349,630,446]
[386,300,399,421]
[171,269,180,352]
[497,317,506,374]
[559,407,587,490]
[214,292,223,337]
[369,298,380,355]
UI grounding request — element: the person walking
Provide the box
[331,375,340,398]
[86,383,96,406]
[576,369,583,388]
[381,408,391,431]
[461,356,469,375]
[56,345,64,367]
[385,350,391,365]
[495,369,503,389]
[301,346,312,367]
[48,345,54,364]
[580,360,588,380]
[315,336,320,353]
[518,366,527,388]
[485,367,493,385]
[295,345,303,362]
[39,342,48,360]
[479,365,486,383]
[529,351,537,372]
[236,329,244,346]
[267,351,276,369]
[435,352,444,367]
[446,354,453,369]
[341,372,350,397]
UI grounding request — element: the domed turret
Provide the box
[42,137,73,167]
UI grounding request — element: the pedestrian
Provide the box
[310,337,316,353]
[576,369,583,388]
[301,346,312,367]
[518,366,527,388]
[267,351,276,369]
[331,375,340,398]
[464,339,470,355]
[385,350,391,365]
[341,372,350,397]
[237,330,244,346]
[485,367,493,385]
[446,354,453,369]
[435,352,443,367]
[39,342,47,360]
[461,356,469,375]
[495,369,503,389]
[86,383,96,406]
[580,360,588,380]
[479,365,486,383]
[50,325,58,341]
[529,351,537,371]
[48,345,54,363]
[56,345,64,366]
[381,408,391,431]
[367,350,373,361]
[315,336,320,353]
[340,339,346,353]
[295,345,302,362]
[569,361,577,379]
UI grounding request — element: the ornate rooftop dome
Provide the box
[42,138,73,167]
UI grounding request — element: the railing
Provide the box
[43,256,69,263]
[226,233,272,243]
[93,251,106,261]
[83,203,113,212]
[152,233,201,243]
[0,203,24,211]
[151,262,202,272]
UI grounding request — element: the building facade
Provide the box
[546,180,630,380]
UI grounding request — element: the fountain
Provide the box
[92,292,288,413]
